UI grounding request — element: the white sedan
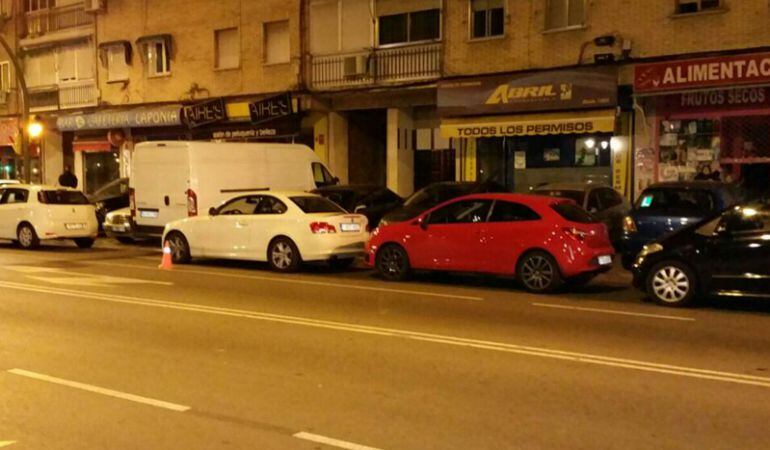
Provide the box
[0,184,98,249]
[162,191,369,272]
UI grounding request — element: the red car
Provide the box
[365,193,615,292]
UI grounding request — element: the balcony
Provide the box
[29,80,99,112]
[23,4,94,39]
[310,42,442,91]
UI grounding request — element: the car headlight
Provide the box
[639,243,664,258]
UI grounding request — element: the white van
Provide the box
[129,141,337,236]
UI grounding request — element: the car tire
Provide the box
[646,261,697,307]
[74,238,95,249]
[517,250,564,293]
[375,244,411,282]
[165,232,192,264]
[116,237,135,245]
[17,223,39,250]
[329,257,356,271]
[268,237,301,273]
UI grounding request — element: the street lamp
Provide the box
[27,117,43,140]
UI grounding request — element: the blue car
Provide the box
[620,181,741,269]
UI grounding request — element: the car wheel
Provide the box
[116,237,135,245]
[165,232,191,264]
[517,251,563,293]
[74,238,95,249]
[375,244,410,281]
[646,261,697,307]
[17,223,39,250]
[268,237,301,273]
[329,257,355,271]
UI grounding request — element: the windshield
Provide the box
[291,196,346,214]
[92,178,128,199]
[635,188,717,215]
[39,190,90,205]
[404,184,475,207]
[534,189,586,205]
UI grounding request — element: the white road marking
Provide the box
[88,261,483,302]
[7,369,190,412]
[1,280,768,389]
[293,432,381,450]
[0,442,17,448]
[532,302,696,322]
[6,265,173,287]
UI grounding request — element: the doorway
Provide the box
[83,151,120,195]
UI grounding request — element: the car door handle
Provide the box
[236,221,249,228]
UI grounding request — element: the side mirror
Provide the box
[208,207,218,216]
[413,217,428,230]
[354,204,367,213]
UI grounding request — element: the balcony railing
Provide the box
[310,42,442,90]
[29,80,99,112]
[24,4,94,38]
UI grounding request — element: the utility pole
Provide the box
[0,5,31,183]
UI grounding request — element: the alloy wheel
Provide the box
[18,227,33,248]
[651,266,690,304]
[271,242,294,269]
[521,255,555,291]
[380,246,406,277]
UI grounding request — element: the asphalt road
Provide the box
[2,240,770,449]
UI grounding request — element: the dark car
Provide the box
[88,177,130,226]
[620,181,741,268]
[312,185,403,229]
[632,202,770,307]
[533,183,629,244]
[380,181,508,226]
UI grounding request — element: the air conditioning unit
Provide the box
[84,0,106,13]
[343,55,369,78]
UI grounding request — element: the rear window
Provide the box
[290,196,346,213]
[38,190,90,205]
[551,203,597,223]
[636,188,717,214]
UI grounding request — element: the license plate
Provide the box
[111,225,127,233]
[140,210,159,219]
[65,223,85,230]
[598,255,613,266]
[340,223,361,232]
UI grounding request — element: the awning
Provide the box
[440,109,617,139]
[73,141,112,152]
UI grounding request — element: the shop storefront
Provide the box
[634,52,770,199]
[0,118,21,181]
[438,67,625,192]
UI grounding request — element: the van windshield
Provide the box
[39,190,90,205]
[291,196,346,214]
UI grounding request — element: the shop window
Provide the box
[215,28,240,70]
[378,9,440,46]
[546,0,585,30]
[0,61,10,93]
[264,20,290,65]
[675,0,721,14]
[470,0,505,39]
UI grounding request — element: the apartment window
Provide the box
[24,0,53,12]
[676,0,721,14]
[57,42,94,83]
[215,28,240,70]
[0,62,10,92]
[1,0,13,16]
[103,43,131,83]
[144,39,171,77]
[379,9,440,46]
[264,20,290,64]
[471,0,504,39]
[546,0,585,30]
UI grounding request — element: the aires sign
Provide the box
[635,52,770,94]
[249,93,293,124]
[438,67,618,116]
[182,98,227,128]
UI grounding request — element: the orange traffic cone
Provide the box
[159,241,174,270]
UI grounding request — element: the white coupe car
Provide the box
[162,191,369,272]
[0,184,98,249]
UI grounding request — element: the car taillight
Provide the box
[187,189,198,217]
[129,188,136,217]
[623,216,637,234]
[310,222,337,234]
[563,227,588,242]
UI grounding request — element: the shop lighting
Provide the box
[600,141,609,150]
[585,138,596,149]
[610,137,623,152]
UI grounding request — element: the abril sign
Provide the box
[249,93,292,124]
[183,98,227,128]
